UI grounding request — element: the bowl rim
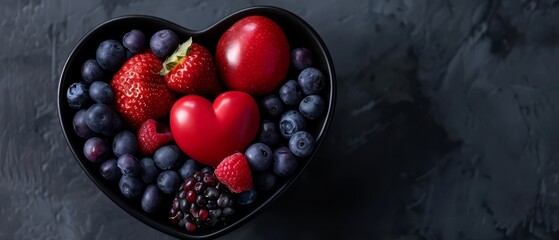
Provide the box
[57,5,336,239]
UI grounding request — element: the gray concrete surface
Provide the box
[2,0,559,239]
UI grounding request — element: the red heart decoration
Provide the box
[170,91,260,167]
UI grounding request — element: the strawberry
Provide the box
[214,153,253,193]
[137,119,174,156]
[160,38,222,96]
[111,51,176,129]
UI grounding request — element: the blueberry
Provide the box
[260,95,285,120]
[100,159,122,181]
[83,137,110,163]
[141,184,163,213]
[81,59,105,83]
[278,80,304,106]
[112,130,138,157]
[298,67,325,95]
[101,112,122,137]
[67,81,90,110]
[119,175,144,199]
[245,143,273,171]
[273,146,298,177]
[122,29,146,54]
[88,81,114,104]
[85,103,115,133]
[96,39,127,71]
[117,154,141,177]
[258,120,280,146]
[153,145,180,170]
[235,189,257,205]
[150,29,179,59]
[72,109,95,138]
[179,159,199,180]
[279,110,306,138]
[254,171,276,192]
[157,170,181,194]
[140,157,160,183]
[289,131,316,157]
[291,48,314,71]
[299,95,325,120]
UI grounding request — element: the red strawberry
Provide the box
[111,51,176,129]
[160,38,222,96]
[214,153,253,193]
[137,119,174,156]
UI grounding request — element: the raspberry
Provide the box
[214,153,253,193]
[137,119,173,156]
[169,168,235,232]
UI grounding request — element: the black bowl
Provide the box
[57,5,336,239]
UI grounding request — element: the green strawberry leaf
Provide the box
[160,37,193,76]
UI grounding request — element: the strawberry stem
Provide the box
[160,37,193,76]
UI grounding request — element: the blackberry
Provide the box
[169,169,235,232]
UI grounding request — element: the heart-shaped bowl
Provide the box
[58,5,336,239]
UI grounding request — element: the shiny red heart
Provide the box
[170,91,260,167]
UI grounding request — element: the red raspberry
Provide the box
[137,119,173,156]
[214,153,253,193]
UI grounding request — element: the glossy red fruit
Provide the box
[170,91,260,167]
[137,119,174,156]
[111,51,176,129]
[161,38,222,96]
[216,16,290,96]
[215,153,253,193]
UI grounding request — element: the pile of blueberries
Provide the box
[66,29,200,214]
[240,47,326,203]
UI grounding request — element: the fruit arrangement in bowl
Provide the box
[58,6,335,239]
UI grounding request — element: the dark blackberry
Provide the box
[217,193,231,208]
[194,172,204,181]
[207,199,217,210]
[205,187,219,199]
[194,181,206,194]
[223,207,235,217]
[184,178,196,191]
[201,167,212,174]
[185,221,197,232]
[169,169,235,232]
[180,199,189,212]
[203,173,218,187]
[186,190,196,203]
[178,190,185,199]
[196,195,207,206]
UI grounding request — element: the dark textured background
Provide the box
[2,0,559,239]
